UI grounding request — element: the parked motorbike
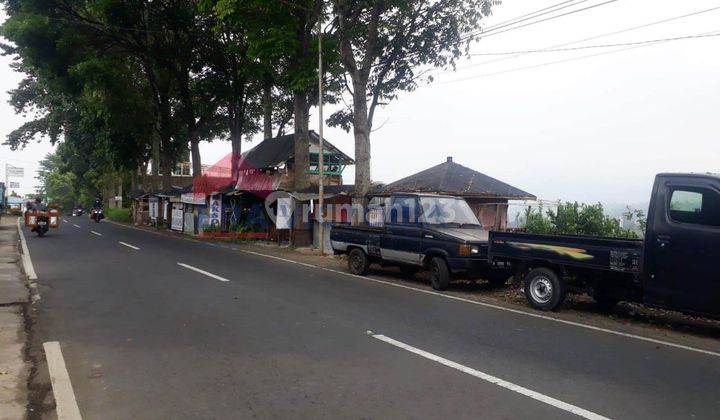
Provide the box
[90,208,104,223]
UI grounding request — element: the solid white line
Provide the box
[177,262,230,282]
[72,224,81,228]
[16,218,38,280]
[106,219,720,358]
[90,231,102,236]
[118,241,140,250]
[43,341,83,420]
[62,219,68,223]
[371,333,609,420]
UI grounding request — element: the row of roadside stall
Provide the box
[128,131,537,250]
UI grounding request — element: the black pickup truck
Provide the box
[330,193,509,290]
[489,173,720,316]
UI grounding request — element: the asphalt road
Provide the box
[22,216,720,419]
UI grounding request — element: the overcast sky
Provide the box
[2,0,719,206]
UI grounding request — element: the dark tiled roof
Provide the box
[128,189,147,199]
[241,131,354,169]
[381,158,535,200]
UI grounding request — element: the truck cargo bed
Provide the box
[489,231,643,273]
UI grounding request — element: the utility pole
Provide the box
[317,13,325,255]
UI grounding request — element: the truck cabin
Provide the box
[369,193,483,229]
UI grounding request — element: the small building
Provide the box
[235,131,355,246]
[377,157,535,230]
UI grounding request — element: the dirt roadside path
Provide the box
[0,216,31,420]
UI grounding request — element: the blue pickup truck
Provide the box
[330,193,509,290]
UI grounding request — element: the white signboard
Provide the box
[149,197,158,220]
[209,195,222,227]
[171,208,184,231]
[183,212,195,233]
[9,181,20,189]
[276,197,293,230]
[6,165,24,177]
[181,192,205,205]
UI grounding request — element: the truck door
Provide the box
[645,178,720,314]
[381,196,423,265]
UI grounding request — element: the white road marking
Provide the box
[90,231,102,236]
[177,262,230,282]
[371,333,610,420]
[16,218,38,280]
[43,341,83,420]
[62,219,68,223]
[107,220,720,358]
[72,224,81,228]
[118,241,140,250]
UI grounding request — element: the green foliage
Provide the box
[37,153,78,212]
[525,202,638,239]
[106,208,132,223]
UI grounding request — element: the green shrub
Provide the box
[525,202,638,239]
[106,207,132,223]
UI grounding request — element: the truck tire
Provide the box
[524,267,565,311]
[429,257,450,291]
[347,248,370,275]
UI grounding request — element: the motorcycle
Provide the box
[90,208,104,223]
[24,209,59,237]
[34,214,49,237]
[72,207,84,216]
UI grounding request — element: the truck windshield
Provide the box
[419,197,481,226]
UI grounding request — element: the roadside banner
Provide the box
[9,181,20,188]
[276,197,293,229]
[209,194,222,227]
[149,197,158,220]
[171,205,184,231]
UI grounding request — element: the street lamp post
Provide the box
[317,14,325,255]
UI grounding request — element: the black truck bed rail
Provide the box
[488,231,643,274]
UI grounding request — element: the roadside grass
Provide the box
[107,207,132,223]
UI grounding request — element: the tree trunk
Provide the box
[263,74,273,140]
[351,80,371,225]
[229,109,242,181]
[161,137,173,192]
[293,92,310,190]
[190,136,202,177]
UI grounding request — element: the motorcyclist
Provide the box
[93,196,103,209]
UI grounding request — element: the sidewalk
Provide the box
[0,216,30,420]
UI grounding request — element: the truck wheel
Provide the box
[399,265,419,277]
[429,257,450,291]
[524,268,565,311]
[347,248,370,275]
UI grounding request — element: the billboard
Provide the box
[6,165,24,177]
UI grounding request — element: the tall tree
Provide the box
[330,0,492,220]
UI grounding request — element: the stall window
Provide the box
[669,187,720,227]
